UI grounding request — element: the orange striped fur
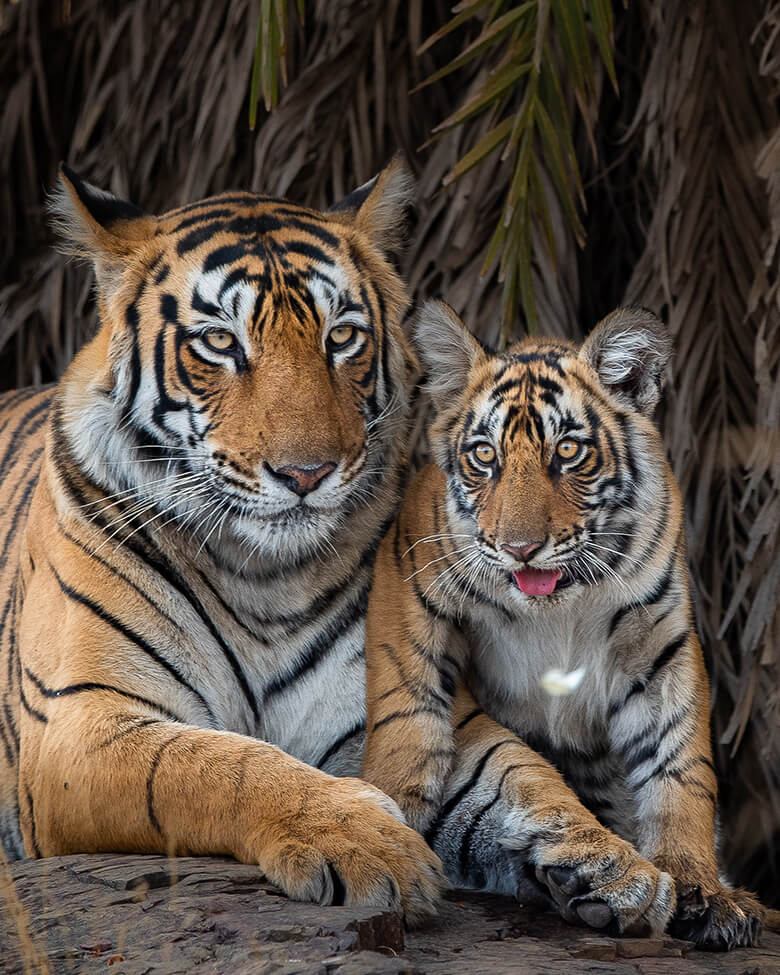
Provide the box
[0,160,446,923]
[362,301,765,948]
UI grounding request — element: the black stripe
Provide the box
[147,732,184,834]
[283,239,331,265]
[26,787,41,858]
[24,668,182,722]
[60,527,180,630]
[372,706,444,732]
[314,720,366,769]
[426,739,518,846]
[459,762,528,878]
[608,630,689,717]
[2,701,18,756]
[263,588,368,701]
[456,708,483,731]
[375,639,451,712]
[97,717,161,750]
[0,395,51,477]
[647,630,689,681]
[122,281,145,417]
[0,453,44,574]
[19,681,47,724]
[395,521,458,627]
[0,709,14,765]
[631,735,692,791]
[622,710,688,773]
[172,208,236,233]
[280,217,340,248]
[50,564,215,724]
[609,555,676,636]
[245,512,392,631]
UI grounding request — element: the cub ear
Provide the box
[49,164,155,294]
[328,154,415,260]
[579,306,672,416]
[414,301,485,403]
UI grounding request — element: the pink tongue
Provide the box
[513,568,562,596]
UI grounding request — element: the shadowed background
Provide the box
[0,0,777,905]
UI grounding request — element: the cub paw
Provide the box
[526,826,675,935]
[249,776,448,926]
[669,884,764,950]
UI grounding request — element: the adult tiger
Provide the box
[361,301,766,948]
[0,160,445,921]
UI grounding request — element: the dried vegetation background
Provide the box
[0,0,777,904]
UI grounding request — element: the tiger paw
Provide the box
[520,826,675,935]
[668,884,764,950]
[245,776,448,926]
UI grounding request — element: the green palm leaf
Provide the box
[422,0,615,339]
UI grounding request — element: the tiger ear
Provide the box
[328,154,415,259]
[580,306,672,416]
[414,301,486,403]
[49,164,156,295]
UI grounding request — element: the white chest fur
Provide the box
[467,591,627,753]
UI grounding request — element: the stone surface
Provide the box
[2,854,779,974]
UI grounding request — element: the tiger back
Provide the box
[361,301,766,949]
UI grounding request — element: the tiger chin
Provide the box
[0,159,448,925]
[361,300,766,949]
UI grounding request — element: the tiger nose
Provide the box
[268,461,337,497]
[502,541,543,561]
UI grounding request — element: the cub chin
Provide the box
[362,301,765,950]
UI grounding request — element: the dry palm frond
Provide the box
[626,0,780,899]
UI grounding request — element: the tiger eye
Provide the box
[557,439,581,461]
[203,330,236,352]
[473,443,496,465]
[328,324,356,346]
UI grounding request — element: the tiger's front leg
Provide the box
[429,687,676,937]
[17,562,445,925]
[610,633,764,948]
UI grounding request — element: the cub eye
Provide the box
[203,329,236,352]
[472,443,496,465]
[327,323,357,348]
[557,439,583,462]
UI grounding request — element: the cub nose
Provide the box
[267,461,337,497]
[502,541,543,561]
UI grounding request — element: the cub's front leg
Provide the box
[17,568,445,925]
[610,630,764,948]
[362,521,466,833]
[430,689,675,937]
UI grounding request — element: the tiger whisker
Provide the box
[404,544,477,582]
[402,533,472,557]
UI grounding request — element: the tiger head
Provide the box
[416,301,673,604]
[52,160,417,558]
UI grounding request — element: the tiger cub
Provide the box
[362,301,765,948]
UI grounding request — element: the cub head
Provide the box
[416,301,672,604]
[52,160,417,558]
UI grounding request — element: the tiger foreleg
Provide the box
[430,693,675,936]
[611,640,764,949]
[361,526,464,834]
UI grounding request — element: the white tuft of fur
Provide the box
[541,666,586,696]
